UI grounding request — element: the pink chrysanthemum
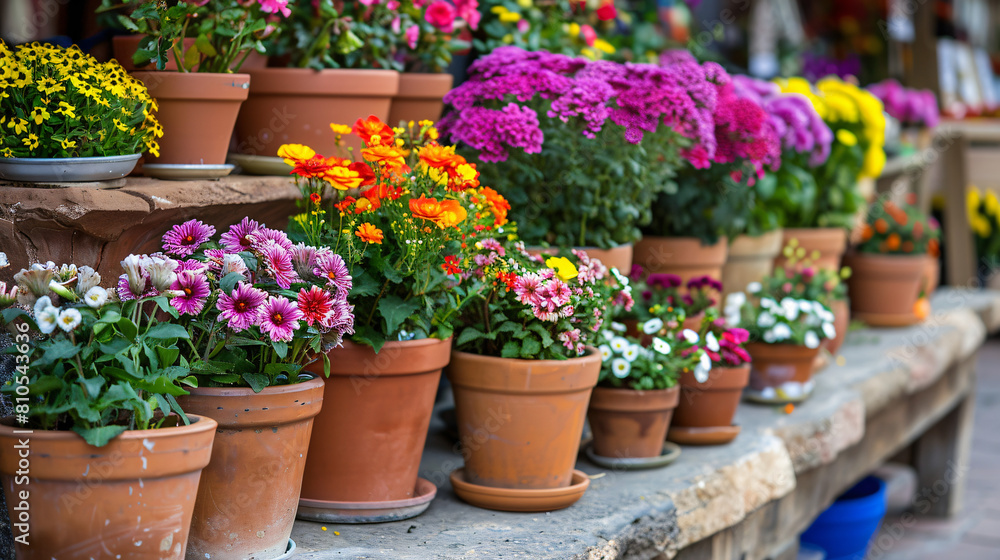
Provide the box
[216,282,268,331]
[257,240,299,289]
[513,273,542,306]
[297,286,334,327]
[250,228,294,252]
[313,252,352,293]
[162,219,216,258]
[258,0,291,17]
[545,279,572,307]
[220,217,262,253]
[259,296,303,342]
[170,270,210,315]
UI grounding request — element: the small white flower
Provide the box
[57,308,82,332]
[761,297,776,309]
[725,312,741,327]
[36,306,59,334]
[694,351,712,382]
[772,323,792,341]
[599,344,612,361]
[798,299,814,312]
[0,252,7,268]
[611,321,627,333]
[725,292,746,309]
[682,329,699,344]
[611,358,631,378]
[804,331,820,349]
[757,311,776,327]
[705,332,720,352]
[84,286,108,309]
[747,281,762,294]
[781,298,799,320]
[610,336,629,352]
[763,329,776,343]
[623,344,641,362]
[602,330,614,342]
[33,296,53,317]
[642,318,664,335]
[652,337,672,355]
[822,322,837,339]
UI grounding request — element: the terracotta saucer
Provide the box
[584,441,681,471]
[296,478,437,523]
[142,163,234,180]
[227,153,292,176]
[854,311,923,328]
[667,424,741,446]
[275,539,296,560]
[450,468,590,512]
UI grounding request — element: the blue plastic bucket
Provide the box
[800,476,887,560]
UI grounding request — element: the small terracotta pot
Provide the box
[673,365,750,428]
[387,72,454,127]
[773,227,848,272]
[447,349,601,489]
[722,229,783,299]
[843,253,927,326]
[633,236,728,284]
[526,243,634,274]
[132,71,250,166]
[234,68,399,157]
[0,416,217,560]
[300,338,449,503]
[924,253,940,295]
[746,342,820,393]
[112,35,195,71]
[179,377,324,560]
[824,298,850,356]
[587,386,679,458]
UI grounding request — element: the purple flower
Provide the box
[868,79,939,128]
[259,295,303,342]
[256,240,299,289]
[170,270,210,315]
[162,220,216,258]
[291,243,327,279]
[249,227,294,252]
[220,217,262,253]
[217,282,267,331]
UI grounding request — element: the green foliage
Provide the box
[763,142,866,230]
[595,331,686,391]
[855,197,939,255]
[471,0,594,57]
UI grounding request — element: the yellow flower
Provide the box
[490,5,508,14]
[60,138,76,150]
[569,23,581,37]
[594,39,616,55]
[35,76,64,95]
[968,187,982,218]
[330,123,352,135]
[502,34,514,44]
[55,101,75,119]
[517,0,532,7]
[581,48,598,60]
[29,106,49,125]
[986,191,1000,215]
[277,143,317,165]
[112,118,129,132]
[22,133,39,151]
[545,257,579,281]
[860,146,886,178]
[499,11,521,23]
[7,118,27,135]
[836,129,858,147]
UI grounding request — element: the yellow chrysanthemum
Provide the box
[860,146,886,179]
[330,123,352,135]
[545,257,579,281]
[277,143,317,165]
[836,129,858,147]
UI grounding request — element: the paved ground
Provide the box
[873,337,1000,560]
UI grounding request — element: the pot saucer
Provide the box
[854,311,923,328]
[667,424,741,446]
[296,478,437,523]
[227,153,292,176]
[450,468,590,512]
[142,163,234,180]
[584,441,681,471]
[274,538,296,560]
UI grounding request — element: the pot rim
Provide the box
[0,413,216,441]
[243,67,400,96]
[450,346,601,367]
[590,384,680,412]
[131,71,251,101]
[182,374,325,427]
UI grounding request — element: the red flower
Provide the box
[297,286,335,327]
[596,2,616,21]
[334,196,356,211]
[425,0,457,32]
[441,255,461,275]
[352,115,395,146]
[309,192,321,205]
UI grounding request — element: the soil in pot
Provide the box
[179,376,324,560]
[843,253,927,326]
[773,228,847,272]
[633,236,728,285]
[0,416,217,560]
[587,386,679,458]
[745,343,820,403]
[388,73,454,127]
[721,230,783,298]
[672,365,750,429]
[447,349,601,490]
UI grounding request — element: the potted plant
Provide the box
[441,47,713,272]
[725,280,836,404]
[0,259,216,559]
[283,116,508,521]
[447,246,631,511]
[139,219,353,560]
[868,79,939,153]
[771,77,886,271]
[968,186,999,287]
[471,0,604,57]
[106,1,282,177]
[620,266,721,338]
[0,41,159,182]
[637,51,780,283]
[843,197,939,326]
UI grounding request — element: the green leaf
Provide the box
[377,295,421,336]
[156,346,180,368]
[118,317,138,340]
[194,33,217,56]
[273,341,288,360]
[145,324,189,340]
[73,425,128,447]
[501,340,521,359]
[520,337,541,358]
[241,372,269,393]
[37,339,80,367]
[78,376,104,399]
[131,375,189,397]
[220,272,244,295]
[455,327,485,347]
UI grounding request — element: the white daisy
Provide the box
[611,358,631,379]
[705,332,720,352]
[599,344,612,361]
[642,318,664,335]
[781,298,799,320]
[682,329,699,344]
[761,297,777,309]
[694,351,712,382]
[36,306,59,334]
[822,322,837,339]
[747,281,762,293]
[0,252,7,268]
[610,336,629,352]
[763,329,776,343]
[798,299,814,312]
[602,330,614,342]
[725,292,746,309]
[57,308,82,332]
[757,311,776,327]
[772,323,792,341]
[652,337,672,355]
[33,296,53,317]
[84,286,108,309]
[611,321,627,333]
[623,344,641,362]
[804,331,820,349]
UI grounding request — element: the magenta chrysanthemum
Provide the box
[162,219,216,258]
[313,252,352,293]
[220,217,262,253]
[297,285,334,327]
[259,295,303,342]
[216,282,268,331]
[170,270,210,315]
[250,228,294,252]
[256,240,299,289]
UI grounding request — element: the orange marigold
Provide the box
[417,143,460,169]
[353,115,395,146]
[409,195,468,228]
[874,218,889,234]
[291,155,334,179]
[325,164,367,191]
[886,233,901,251]
[355,222,383,244]
[860,223,874,241]
[362,142,408,170]
[480,186,510,226]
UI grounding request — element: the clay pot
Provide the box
[300,338,449,503]
[447,349,601,489]
[132,72,250,165]
[387,72,454,127]
[179,376,324,560]
[234,68,399,157]
[824,298,850,356]
[924,253,940,295]
[112,35,195,71]
[843,253,927,326]
[673,365,750,428]
[633,236,728,284]
[526,243,634,273]
[721,229,783,299]
[773,227,848,272]
[746,342,820,400]
[587,386,679,458]
[0,416,217,559]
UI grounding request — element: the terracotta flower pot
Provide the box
[843,253,927,327]
[178,376,324,560]
[387,72,454,127]
[745,342,820,403]
[722,229,783,298]
[132,71,250,166]
[112,35,196,72]
[0,416,217,559]
[673,365,750,428]
[447,349,601,489]
[587,386,679,458]
[300,338,449,504]
[526,243,634,273]
[234,68,400,157]
[773,227,848,272]
[924,253,940,295]
[633,236,728,284]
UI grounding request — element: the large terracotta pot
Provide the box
[387,72,454,127]
[234,68,399,157]
[673,365,750,428]
[527,243,634,273]
[447,349,601,489]
[633,236,728,284]
[112,35,195,71]
[179,377,324,560]
[587,386,679,458]
[843,253,927,327]
[924,253,940,295]
[745,343,820,403]
[773,227,848,272]
[132,71,250,165]
[0,416,217,559]
[722,229,783,298]
[300,338,449,504]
